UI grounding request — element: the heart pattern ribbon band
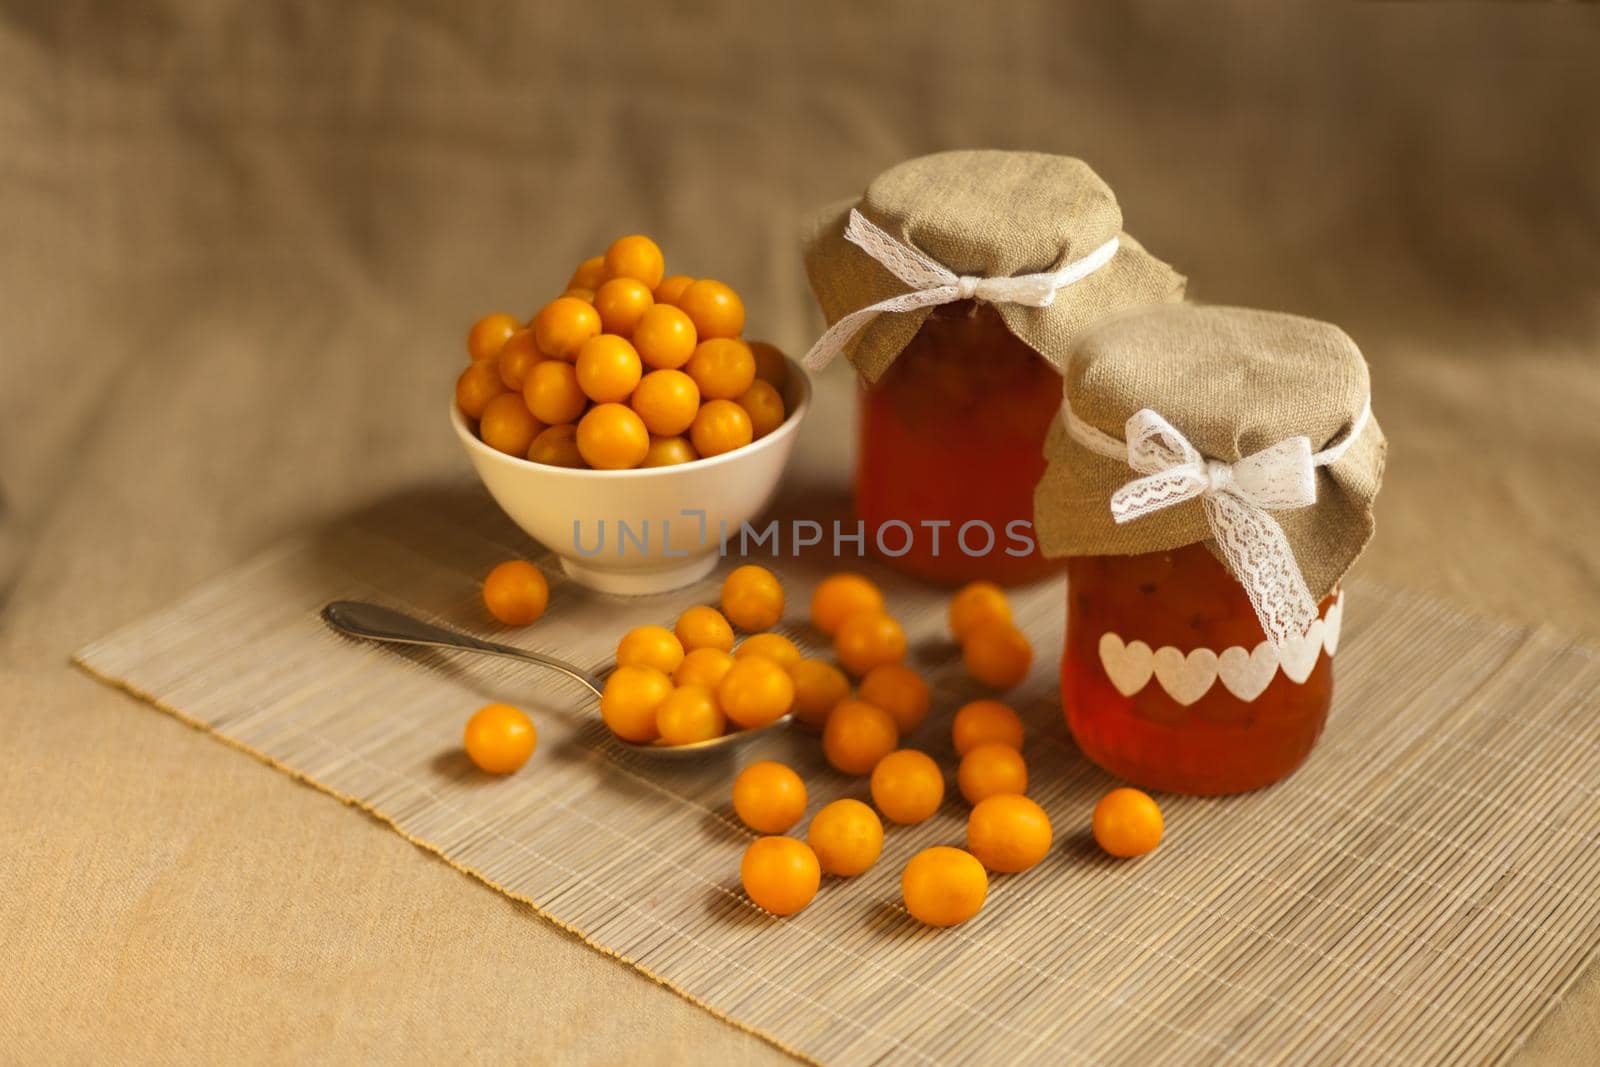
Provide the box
[1097,591,1344,705]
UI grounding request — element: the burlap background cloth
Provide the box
[3,3,1598,1063]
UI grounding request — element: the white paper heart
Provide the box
[1278,619,1325,684]
[1098,632,1155,697]
[1218,642,1279,702]
[1152,646,1219,706]
[1323,592,1345,657]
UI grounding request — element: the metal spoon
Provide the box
[320,600,790,758]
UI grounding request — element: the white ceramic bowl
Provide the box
[452,359,811,595]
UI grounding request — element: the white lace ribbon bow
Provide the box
[801,208,1120,371]
[1063,400,1372,648]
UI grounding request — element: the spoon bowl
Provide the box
[320,600,791,757]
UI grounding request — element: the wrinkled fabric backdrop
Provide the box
[2,2,1598,1063]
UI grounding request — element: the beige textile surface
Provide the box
[3,2,1599,1064]
[71,495,1600,1065]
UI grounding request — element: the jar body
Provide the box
[1063,543,1337,795]
[854,302,1064,586]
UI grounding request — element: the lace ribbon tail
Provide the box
[843,209,954,289]
[800,288,956,371]
[801,304,888,371]
[1204,492,1320,649]
[1109,469,1207,524]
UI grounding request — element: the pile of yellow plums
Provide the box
[456,235,790,470]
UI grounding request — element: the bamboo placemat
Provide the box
[75,489,1600,1066]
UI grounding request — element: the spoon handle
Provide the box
[321,600,605,698]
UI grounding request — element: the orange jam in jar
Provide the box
[855,302,1063,586]
[1063,543,1337,795]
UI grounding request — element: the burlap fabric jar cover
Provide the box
[1034,303,1387,646]
[802,149,1185,381]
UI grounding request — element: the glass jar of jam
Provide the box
[1063,543,1337,795]
[855,302,1064,586]
[1036,304,1383,796]
[803,152,1185,586]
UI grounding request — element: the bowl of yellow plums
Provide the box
[452,235,811,595]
